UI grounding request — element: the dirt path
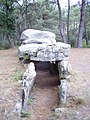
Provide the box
[0,48,90,120]
[27,62,59,120]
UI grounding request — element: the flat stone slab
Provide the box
[20,29,56,45]
[18,42,70,62]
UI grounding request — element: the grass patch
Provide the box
[28,97,35,105]
[21,110,31,118]
[28,98,33,105]
[10,70,22,81]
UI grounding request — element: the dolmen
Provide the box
[18,29,71,106]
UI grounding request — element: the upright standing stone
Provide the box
[58,60,71,79]
[22,62,36,111]
[60,79,67,104]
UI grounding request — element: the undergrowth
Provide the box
[21,110,31,118]
[10,70,22,81]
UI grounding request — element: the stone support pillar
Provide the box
[22,62,36,111]
[58,60,71,104]
[59,79,67,104]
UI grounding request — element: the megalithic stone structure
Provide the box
[18,29,71,109]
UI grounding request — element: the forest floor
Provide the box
[0,48,90,120]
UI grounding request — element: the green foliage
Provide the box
[43,9,50,17]
[28,97,35,105]
[0,0,90,48]
[10,70,22,81]
[14,0,60,41]
[70,39,77,48]
[0,40,10,50]
[82,40,90,48]
[21,110,31,118]
[83,40,87,48]
[0,0,16,48]
[0,0,15,32]
[23,53,30,61]
[87,42,90,48]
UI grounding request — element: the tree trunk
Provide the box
[77,0,86,48]
[57,0,66,43]
[84,3,89,47]
[5,0,15,48]
[7,35,15,48]
[84,21,88,46]
[25,0,28,29]
[67,0,70,44]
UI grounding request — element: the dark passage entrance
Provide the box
[34,61,60,88]
[29,61,60,120]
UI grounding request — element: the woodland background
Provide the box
[0,0,90,49]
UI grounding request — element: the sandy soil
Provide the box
[54,48,90,120]
[0,48,24,120]
[0,48,90,120]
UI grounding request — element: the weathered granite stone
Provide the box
[22,62,36,111]
[58,60,71,79]
[18,42,70,62]
[23,62,36,80]
[20,29,56,45]
[55,107,65,113]
[59,79,67,104]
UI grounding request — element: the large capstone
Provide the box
[18,42,70,62]
[20,29,56,45]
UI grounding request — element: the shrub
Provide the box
[82,40,90,48]
[0,40,10,50]
[87,41,90,48]
[82,40,87,48]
